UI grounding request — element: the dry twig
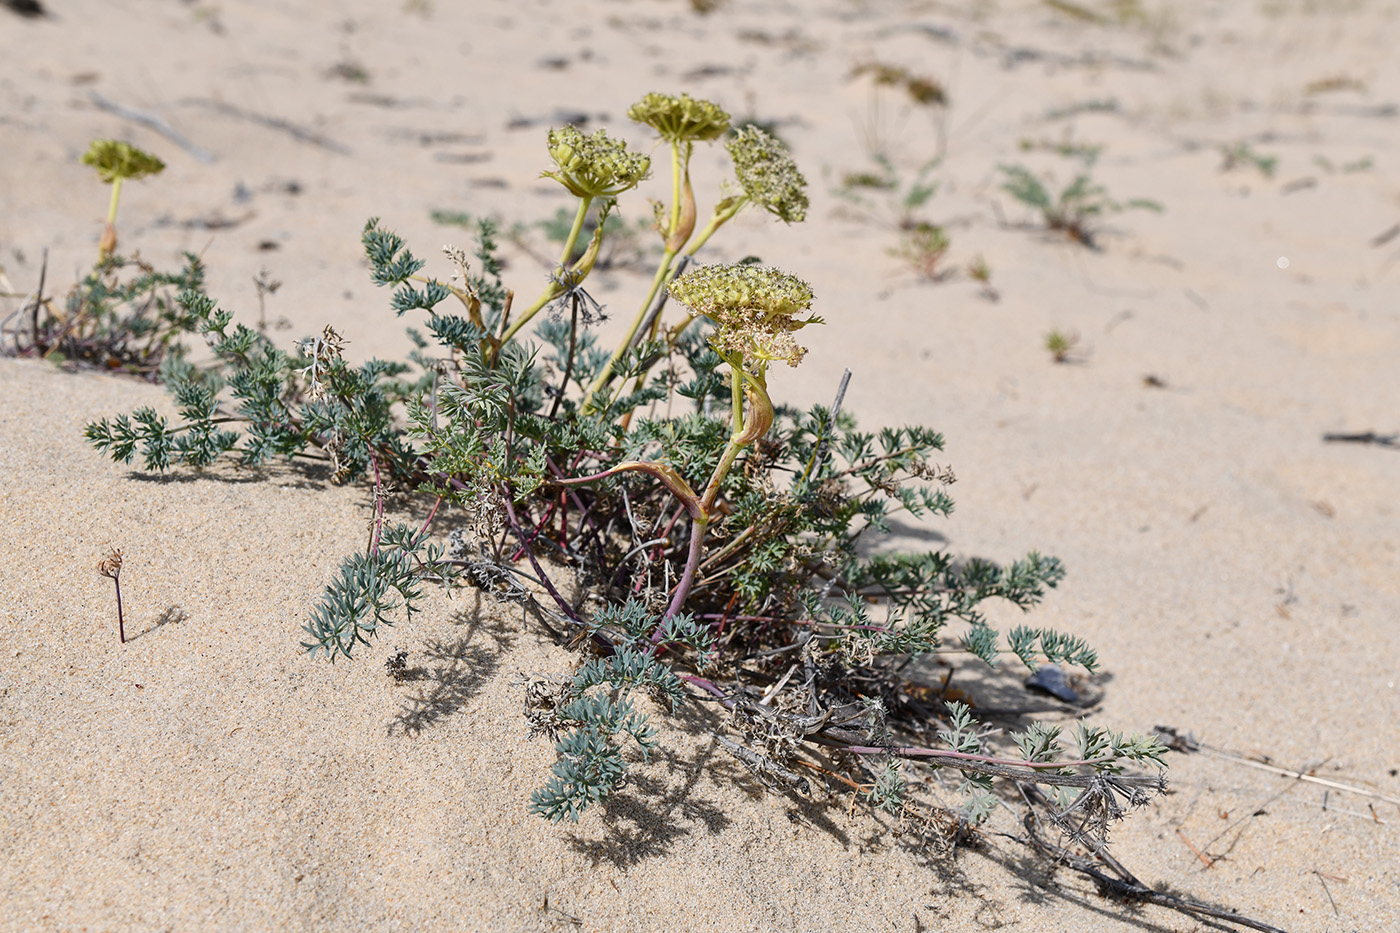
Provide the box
[89,92,215,163]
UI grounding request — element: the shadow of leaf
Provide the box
[125,604,188,642]
[566,739,731,869]
[389,609,515,736]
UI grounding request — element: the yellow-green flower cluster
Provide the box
[668,263,818,368]
[726,126,808,224]
[628,92,731,143]
[81,140,166,184]
[542,126,651,199]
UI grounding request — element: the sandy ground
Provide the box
[3,1,1399,930]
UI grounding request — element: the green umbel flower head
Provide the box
[628,92,731,143]
[668,263,819,368]
[726,126,808,224]
[81,140,166,184]
[542,126,651,199]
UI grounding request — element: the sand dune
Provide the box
[2,1,1398,930]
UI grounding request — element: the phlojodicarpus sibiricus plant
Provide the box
[79,91,1170,869]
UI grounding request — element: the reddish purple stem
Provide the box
[502,493,585,627]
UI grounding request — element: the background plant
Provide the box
[999,159,1162,247]
[78,94,1166,857]
[1045,328,1082,363]
[0,140,215,375]
[1219,141,1278,178]
[849,60,949,161]
[835,155,962,282]
[891,222,952,281]
[835,153,940,233]
[82,139,165,263]
[967,254,999,301]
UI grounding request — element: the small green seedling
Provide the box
[837,155,947,266]
[1219,142,1277,178]
[999,163,1161,247]
[843,155,939,231]
[892,223,951,281]
[1313,154,1374,175]
[967,255,999,301]
[81,140,165,263]
[97,547,126,643]
[1045,328,1081,363]
[1018,136,1105,163]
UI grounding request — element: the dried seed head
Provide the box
[668,263,819,368]
[542,126,651,200]
[726,126,809,224]
[442,244,470,283]
[517,672,572,740]
[81,140,165,184]
[298,325,347,401]
[628,92,731,143]
[97,547,124,579]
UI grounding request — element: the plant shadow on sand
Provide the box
[565,698,860,871]
[123,457,337,490]
[123,604,189,643]
[388,602,517,736]
[564,742,734,869]
[967,843,1186,933]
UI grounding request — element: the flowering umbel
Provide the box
[726,126,808,224]
[81,140,165,184]
[542,126,651,200]
[628,92,731,143]
[668,263,819,369]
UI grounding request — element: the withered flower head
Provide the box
[97,547,124,579]
[298,325,347,402]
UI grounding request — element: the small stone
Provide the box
[1024,663,1081,705]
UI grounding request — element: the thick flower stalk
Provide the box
[499,129,650,349]
[582,93,734,406]
[629,92,729,250]
[661,264,816,618]
[628,93,727,256]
